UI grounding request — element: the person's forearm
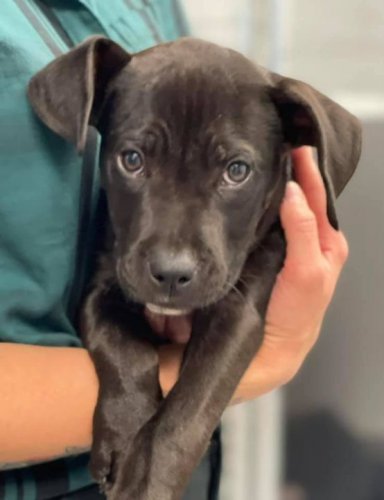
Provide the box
[0,340,281,469]
[0,343,98,468]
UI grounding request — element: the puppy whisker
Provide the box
[226,280,247,304]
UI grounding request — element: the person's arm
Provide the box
[0,343,98,467]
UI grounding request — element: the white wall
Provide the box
[183,0,384,112]
[284,0,384,99]
[182,0,273,62]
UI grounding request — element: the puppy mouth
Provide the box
[144,303,192,344]
[145,303,192,316]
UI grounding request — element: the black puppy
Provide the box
[28,37,361,500]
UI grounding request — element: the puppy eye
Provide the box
[119,149,144,174]
[223,161,251,186]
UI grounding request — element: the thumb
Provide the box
[280,181,321,264]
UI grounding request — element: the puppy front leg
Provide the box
[81,285,162,494]
[116,230,285,500]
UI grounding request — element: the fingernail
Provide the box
[285,181,303,202]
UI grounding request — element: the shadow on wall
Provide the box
[284,411,384,500]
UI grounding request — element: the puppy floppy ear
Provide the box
[28,36,131,153]
[269,75,362,229]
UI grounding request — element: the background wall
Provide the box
[183,0,384,111]
[285,1,384,105]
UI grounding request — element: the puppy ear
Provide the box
[270,75,362,229]
[28,36,131,153]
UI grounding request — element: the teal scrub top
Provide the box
[0,1,187,497]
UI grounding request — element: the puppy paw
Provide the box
[112,425,181,500]
[89,438,118,493]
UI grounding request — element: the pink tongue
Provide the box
[144,308,192,344]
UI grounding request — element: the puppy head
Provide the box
[28,37,361,313]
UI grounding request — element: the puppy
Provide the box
[28,37,362,500]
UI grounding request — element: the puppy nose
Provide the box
[148,250,196,292]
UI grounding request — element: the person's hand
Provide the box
[235,146,349,401]
[156,146,349,402]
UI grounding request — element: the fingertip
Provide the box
[283,180,306,203]
[280,181,321,260]
[281,182,311,219]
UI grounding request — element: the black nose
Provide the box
[148,250,196,293]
